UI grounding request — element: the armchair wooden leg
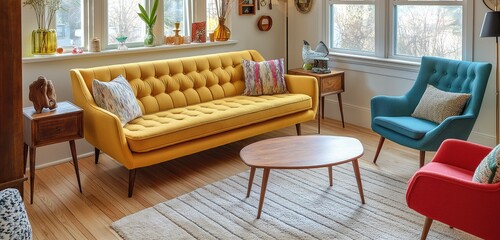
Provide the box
[128,169,137,198]
[295,124,301,136]
[419,151,425,168]
[373,137,385,164]
[94,148,100,164]
[420,217,433,240]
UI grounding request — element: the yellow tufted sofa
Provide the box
[70,50,318,196]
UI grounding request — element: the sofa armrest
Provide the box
[370,95,411,119]
[70,70,135,169]
[285,74,319,115]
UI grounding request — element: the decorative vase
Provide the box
[31,29,57,55]
[144,25,155,47]
[214,17,231,41]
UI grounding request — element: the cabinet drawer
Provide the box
[322,75,343,93]
[34,114,82,146]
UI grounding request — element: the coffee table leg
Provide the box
[246,167,256,198]
[257,168,271,219]
[328,166,333,186]
[352,159,365,204]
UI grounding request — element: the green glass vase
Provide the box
[31,29,57,55]
[144,26,155,47]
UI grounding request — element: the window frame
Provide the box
[327,0,473,62]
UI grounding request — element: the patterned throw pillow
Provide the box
[0,188,32,240]
[93,75,142,126]
[242,58,287,96]
[473,144,500,184]
[411,85,471,123]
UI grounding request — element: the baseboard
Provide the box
[31,152,95,170]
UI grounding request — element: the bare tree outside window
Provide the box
[331,4,375,53]
[206,0,218,34]
[108,0,145,44]
[395,5,462,60]
[56,0,83,47]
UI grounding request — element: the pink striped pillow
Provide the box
[242,58,287,96]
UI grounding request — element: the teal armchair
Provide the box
[371,56,492,167]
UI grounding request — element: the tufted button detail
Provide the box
[433,70,437,73]
[444,72,447,75]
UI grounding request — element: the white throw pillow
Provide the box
[411,85,471,123]
[92,75,142,126]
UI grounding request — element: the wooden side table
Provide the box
[288,68,345,133]
[23,101,83,204]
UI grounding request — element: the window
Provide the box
[164,0,190,36]
[207,0,218,33]
[328,0,469,60]
[330,1,375,53]
[56,0,84,47]
[50,0,217,52]
[107,0,146,45]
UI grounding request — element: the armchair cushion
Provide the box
[242,58,287,96]
[411,85,471,124]
[373,116,437,139]
[473,144,500,183]
[92,75,142,126]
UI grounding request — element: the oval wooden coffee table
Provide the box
[240,135,365,219]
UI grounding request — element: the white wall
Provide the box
[287,0,498,147]
[22,1,287,167]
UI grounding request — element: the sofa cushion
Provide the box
[124,94,311,152]
[242,58,287,96]
[373,116,438,139]
[93,75,142,126]
[411,84,471,124]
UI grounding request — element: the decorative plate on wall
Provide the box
[295,0,312,14]
[483,0,500,11]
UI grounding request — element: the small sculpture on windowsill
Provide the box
[29,76,57,113]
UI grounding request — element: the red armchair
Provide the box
[406,139,500,240]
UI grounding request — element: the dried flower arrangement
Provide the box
[23,0,62,29]
[215,0,235,20]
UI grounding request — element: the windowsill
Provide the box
[22,40,238,63]
[329,52,421,73]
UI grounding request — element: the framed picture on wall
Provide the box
[239,0,256,15]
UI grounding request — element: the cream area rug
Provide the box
[111,164,477,240]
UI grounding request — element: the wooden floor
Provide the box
[24,118,433,239]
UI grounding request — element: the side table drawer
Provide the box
[33,113,83,146]
[322,75,343,93]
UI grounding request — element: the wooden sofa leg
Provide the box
[373,137,385,164]
[419,151,425,168]
[128,169,137,198]
[94,148,100,164]
[420,217,433,240]
[295,124,301,136]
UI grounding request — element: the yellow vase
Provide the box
[214,17,231,41]
[31,29,57,55]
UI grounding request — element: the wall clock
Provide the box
[483,0,500,11]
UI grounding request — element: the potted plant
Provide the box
[138,0,159,47]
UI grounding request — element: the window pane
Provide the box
[207,0,218,34]
[108,0,145,44]
[164,0,188,36]
[395,5,462,59]
[56,0,83,47]
[330,4,375,53]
